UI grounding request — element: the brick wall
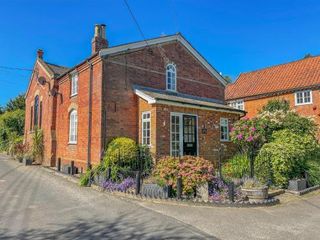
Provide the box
[102,41,226,145]
[55,56,103,172]
[243,91,320,127]
[24,61,56,166]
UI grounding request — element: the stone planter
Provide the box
[241,186,268,202]
[288,179,307,191]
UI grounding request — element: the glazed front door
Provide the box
[183,115,197,156]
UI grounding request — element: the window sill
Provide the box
[68,142,77,145]
[220,139,231,143]
[70,93,78,98]
[295,102,312,106]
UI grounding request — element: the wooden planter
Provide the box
[241,186,268,202]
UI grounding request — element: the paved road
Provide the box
[138,183,320,239]
[0,154,212,239]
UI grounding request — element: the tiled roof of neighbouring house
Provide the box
[133,85,245,115]
[225,55,320,100]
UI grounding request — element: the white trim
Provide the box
[220,117,230,142]
[134,89,244,115]
[170,112,199,157]
[141,111,151,146]
[99,34,227,86]
[134,89,156,104]
[157,100,245,115]
[228,99,245,110]
[166,63,177,92]
[294,90,313,106]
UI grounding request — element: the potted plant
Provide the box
[241,178,268,202]
[23,152,33,166]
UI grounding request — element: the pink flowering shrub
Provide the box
[153,156,214,195]
[230,117,265,153]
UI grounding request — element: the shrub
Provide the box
[260,99,290,113]
[255,130,318,187]
[222,153,250,179]
[153,156,214,195]
[79,170,92,186]
[103,137,138,181]
[31,127,44,163]
[306,160,320,186]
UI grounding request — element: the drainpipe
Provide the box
[87,60,93,169]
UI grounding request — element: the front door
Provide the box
[170,113,197,157]
[183,115,197,156]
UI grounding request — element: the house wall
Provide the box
[55,57,103,172]
[152,104,239,165]
[24,62,56,166]
[242,91,320,126]
[102,41,226,146]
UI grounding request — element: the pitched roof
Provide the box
[45,62,70,77]
[133,85,245,115]
[225,55,320,101]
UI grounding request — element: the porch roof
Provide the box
[133,85,245,115]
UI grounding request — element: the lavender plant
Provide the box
[103,177,136,192]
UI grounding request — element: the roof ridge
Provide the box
[44,61,70,69]
[240,54,320,76]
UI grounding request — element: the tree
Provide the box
[304,53,312,59]
[5,94,25,112]
[0,106,3,115]
[223,75,233,83]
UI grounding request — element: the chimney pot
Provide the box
[37,49,44,59]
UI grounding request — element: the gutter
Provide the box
[87,60,93,169]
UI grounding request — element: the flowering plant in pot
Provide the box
[241,178,268,202]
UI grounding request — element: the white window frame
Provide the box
[69,110,78,144]
[71,72,78,97]
[228,99,244,110]
[295,90,312,106]
[166,63,177,92]
[220,118,229,142]
[170,112,198,157]
[142,111,151,146]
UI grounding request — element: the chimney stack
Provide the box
[91,24,108,55]
[37,49,44,59]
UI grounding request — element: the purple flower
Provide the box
[103,177,135,192]
[251,127,256,132]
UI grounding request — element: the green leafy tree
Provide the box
[260,99,290,113]
[223,75,233,83]
[5,94,25,112]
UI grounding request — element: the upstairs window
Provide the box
[69,110,78,144]
[71,73,78,96]
[166,63,176,91]
[295,90,312,105]
[34,95,39,127]
[220,118,229,141]
[142,112,151,146]
[229,100,244,110]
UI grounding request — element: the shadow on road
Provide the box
[0,214,215,240]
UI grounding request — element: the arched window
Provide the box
[69,110,78,144]
[166,63,177,91]
[34,95,39,126]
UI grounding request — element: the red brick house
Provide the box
[24,24,244,172]
[226,56,320,127]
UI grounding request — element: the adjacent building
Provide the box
[226,56,320,127]
[24,24,244,172]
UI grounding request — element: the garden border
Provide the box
[42,166,280,208]
[285,185,320,196]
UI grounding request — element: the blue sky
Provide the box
[0,0,319,106]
